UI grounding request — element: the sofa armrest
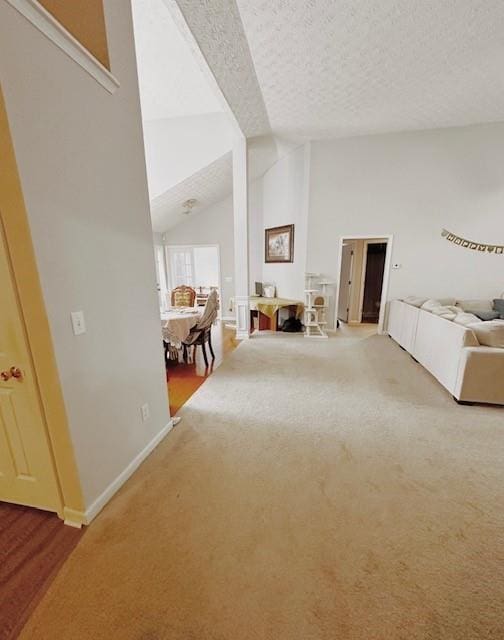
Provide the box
[413,310,478,394]
[455,346,504,405]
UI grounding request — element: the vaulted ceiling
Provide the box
[145,0,504,230]
[150,137,278,231]
[180,0,504,141]
[132,0,223,121]
[150,152,232,232]
[172,0,271,138]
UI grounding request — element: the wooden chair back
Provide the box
[171,285,196,307]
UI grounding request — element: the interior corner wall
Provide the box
[248,177,264,294]
[142,113,233,200]
[0,0,170,509]
[306,124,504,328]
[162,195,236,317]
[261,144,310,299]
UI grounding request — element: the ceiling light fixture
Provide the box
[182,198,197,215]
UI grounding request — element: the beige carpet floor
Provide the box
[20,329,504,639]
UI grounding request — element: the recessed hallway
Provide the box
[19,331,504,640]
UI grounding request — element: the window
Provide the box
[166,245,221,315]
[170,248,194,287]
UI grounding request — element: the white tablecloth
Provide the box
[161,309,201,348]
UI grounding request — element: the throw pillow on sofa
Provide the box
[493,298,504,319]
[403,296,428,308]
[474,310,501,321]
[430,305,460,321]
[421,299,443,312]
[457,299,494,313]
[421,298,457,312]
[454,312,480,327]
[468,320,504,348]
[437,298,457,306]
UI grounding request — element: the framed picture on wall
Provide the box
[265,224,294,263]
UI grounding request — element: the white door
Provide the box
[168,247,194,289]
[338,243,354,323]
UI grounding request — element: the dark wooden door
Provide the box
[361,243,387,323]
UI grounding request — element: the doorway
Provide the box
[0,219,61,512]
[166,244,222,317]
[361,242,387,323]
[335,236,392,333]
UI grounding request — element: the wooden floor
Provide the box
[167,322,239,415]
[0,324,235,639]
[0,502,84,640]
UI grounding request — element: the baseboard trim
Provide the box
[83,420,174,524]
[62,507,86,529]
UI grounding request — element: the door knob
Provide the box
[1,366,23,382]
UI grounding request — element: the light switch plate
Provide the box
[71,311,86,335]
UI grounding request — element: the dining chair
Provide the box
[182,290,219,367]
[171,285,196,308]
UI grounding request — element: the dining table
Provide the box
[161,308,201,359]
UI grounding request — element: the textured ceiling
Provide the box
[148,1,504,230]
[150,138,280,232]
[233,0,504,140]
[174,0,271,138]
[151,152,233,231]
[132,0,222,120]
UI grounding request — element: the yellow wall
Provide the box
[39,0,110,69]
[0,85,85,522]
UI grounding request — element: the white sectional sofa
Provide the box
[387,299,504,405]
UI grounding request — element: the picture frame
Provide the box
[265,224,294,263]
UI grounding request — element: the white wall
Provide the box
[143,113,233,200]
[0,1,170,508]
[193,247,219,288]
[153,231,164,246]
[163,195,235,316]
[261,144,310,299]
[248,177,264,293]
[307,124,504,327]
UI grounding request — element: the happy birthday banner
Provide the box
[441,229,504,254]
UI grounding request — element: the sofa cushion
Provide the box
[421,299,443,312]
[457,299,494,313]
[493,298,504,319]
[421,298,458,312]
[468,320,504,348]
[430,305,459,321]
[437,298,457,306]
[403,296,428,308]
[454,312,480,327]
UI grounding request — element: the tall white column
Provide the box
[233,136,250,339]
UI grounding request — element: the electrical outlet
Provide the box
[140,403,150,422]
[71,311,86,335]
